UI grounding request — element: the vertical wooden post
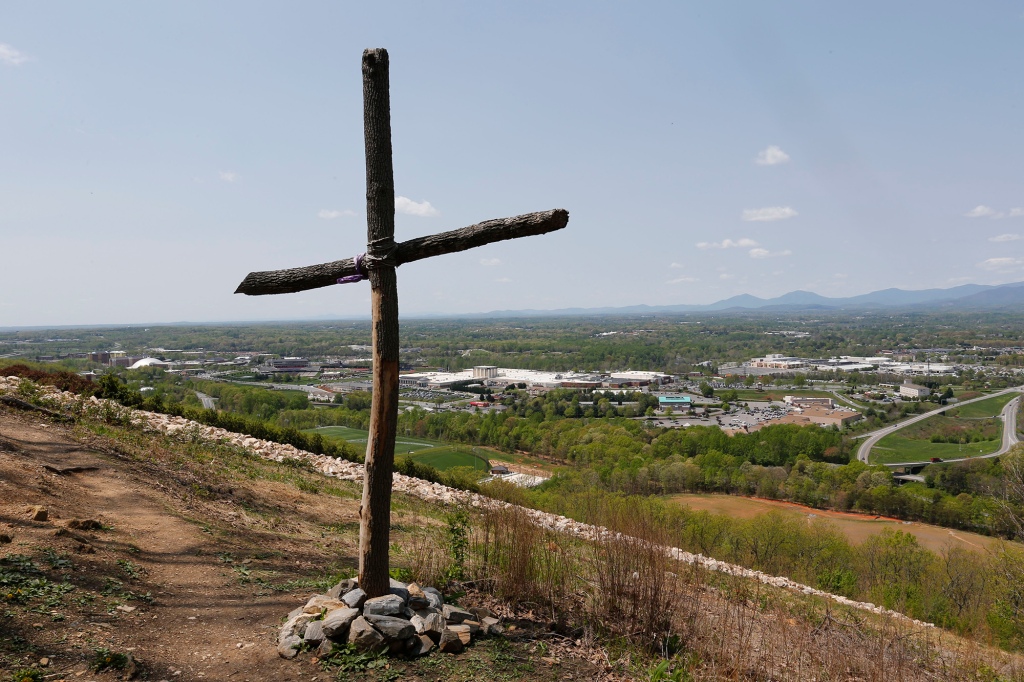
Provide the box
[359,48,399,598]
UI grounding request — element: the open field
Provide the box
[871,406,1005,463]
[950,392,1017,419]
[406,448,491,472]
[309,426,490,471]
[871,436,1000,464]
[310,425,440,455]
[666,492,1000,554]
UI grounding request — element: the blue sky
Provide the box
[2,2,1024,326]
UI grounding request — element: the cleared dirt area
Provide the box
[667,493,1001,554]
[0,407,615,682]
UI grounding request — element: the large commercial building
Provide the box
[772,407,862,429]
[269,357,311,371]
[899,381,931,399]
[748,354,807,370]
[398,367,674,390]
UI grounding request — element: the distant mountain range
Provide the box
[460,281,1024,317]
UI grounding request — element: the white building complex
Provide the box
[399,366,673,390]
[745,354,955,375]
[748,354,807,369]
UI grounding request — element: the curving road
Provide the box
[856,386,1023,465]
[195,391,217,410]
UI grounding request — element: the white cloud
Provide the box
[989,233,1022,242]
[395,195,440,217]
[666,276,698,284]
[494,277,512,283]
[219,171,238,182]
[697,238,758,250]
[754,145,790,166]
[742,206,797,222]
[749,248,792,259]
[1010,208,1024,217]
[0,43,29,66]
[479,258,501,266]
[670,262,683,269]
[719,273,735,280]
[317,209,356,220]
[978,257,1024,271]
[965,205,998,218]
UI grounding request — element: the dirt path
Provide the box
[0,413,326,681]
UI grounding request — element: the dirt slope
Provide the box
[0,408,616,682]
[0,412,325,680]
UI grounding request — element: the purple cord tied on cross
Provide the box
[336,253,367,284]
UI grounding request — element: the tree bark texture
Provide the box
[359,47,399,599]
[233,209,569,296]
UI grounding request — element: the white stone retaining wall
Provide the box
[0,376,934,629]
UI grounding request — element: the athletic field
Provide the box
[308,426,490,472]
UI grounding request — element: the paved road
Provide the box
[829,390,868,410]
[856,386,1023,465]
[194,391,217,410]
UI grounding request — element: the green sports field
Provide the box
[310,426,440,454]
[407,448,491,473]
[307,426,490,472]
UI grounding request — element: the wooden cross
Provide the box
[233,48,568,598]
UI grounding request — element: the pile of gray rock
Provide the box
[278,577,501,659]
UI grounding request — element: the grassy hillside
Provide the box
[3,386,1024,680]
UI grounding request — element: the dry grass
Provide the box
[405,498,1024,681]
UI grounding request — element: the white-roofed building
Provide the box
[129,357,170,370]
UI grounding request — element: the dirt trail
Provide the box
[0,413,325,681]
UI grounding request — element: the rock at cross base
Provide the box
[419,612,446,642]
[342,587,367,609]
[279,612,315,646]
[448,624,472,644]
[422,586,444,610]
[348,616,386,651]
[303,620,325,647]
[406,582,428,609]
[442,604,474,623]
[389,578,410,603]
[481,616,503,635]
[410,634,435,656]
[327,578,358,599]
[363,593,405,616]
[321,607,360,640]
[364,614,416,641]
[438,628,464,654]
[303,595,345,613]
[469,606,493,621]
[277,636,302,659]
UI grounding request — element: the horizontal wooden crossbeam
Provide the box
[233,208,569,296]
